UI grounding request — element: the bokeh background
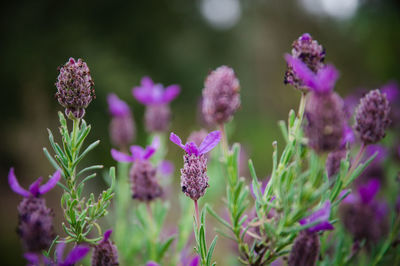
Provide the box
[1,0,399,264]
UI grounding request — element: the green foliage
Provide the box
[44,112,114,244]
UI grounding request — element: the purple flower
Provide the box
[354,89,391,144]
[285,54,338,94]
[132,76,180,105]
[288,230,320,266]
[170,131,221,201]
[364,144,388,164]
[299,201,334,233]
[202,66,241,125]
[56,242,90,266]
[111,137,159,163]
[158,160,174,177]
[107,93,136,148]
[381,81,399,103]
[326,149,347,178]
[91,230,119,266]
[342,125,355,147]
[55,57,95,119]
[9,168,61,198]
[284,33,326,91]
[170,131,221,156]
[358,179,380,205]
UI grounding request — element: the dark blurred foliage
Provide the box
[0,0,399,264]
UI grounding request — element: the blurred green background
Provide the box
[1,0,399,264]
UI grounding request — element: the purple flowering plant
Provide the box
[8,35,400,266]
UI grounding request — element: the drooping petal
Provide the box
[142,147,156,160]
[315,64,339,93]
[161,84,180,103]
[56,242,66,264]
[170,132,185,150]
[24,252,40,265]
[358,178,380,204]
[141,76,154,88]
[39,170,62,195]
[107,93,130,117]
[285,54,317,90]
[158,160,174,176]
[299,201,333,232]
[8,168,30,197]
[111,149,134,162]
[133,86,155,105]
[102,229,112,243]
[62,245,90,265]
[190,255,201,266]
[130,146,145,160]
[198,130,221,155]
[28,177,43,197]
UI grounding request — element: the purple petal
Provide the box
[365,145,387,164]
[28,177,43,197]
[102,229,112,243]
[341,125,355,147]
[184,142,200,156]
[381,81,399,103]
[170,132,185,150]
[111,149,134,162]
[146,262,159,266]
[307,221,334,233]
[143,147,156,160]
[39,170,61,195]
[285,54,316,89]
[130,146,145,160]
[358,178,380,204]
[8,168,30,197]
[24,252,40,265]
[56,242,66,263]
[300,201,332,232]
[159,160,174,176]
[315,64,339,93]
[198,130,221,155]
[62,245,90,265]
[141,76,154,88]
[107,93,130,117]
[340,189,357,204]
[374,201,388,220]
[151,136,160,150]
[190,255,201,266]
[161,84,180,103]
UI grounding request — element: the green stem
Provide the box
[146,202,157,261]
[218,123,229,157]
[194,200,200,229]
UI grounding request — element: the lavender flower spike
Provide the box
[170,131,221,200]
[202,66,240,125]
[354,89,391,144]
[107,93,136,148]
[92,229,119,266]
[55,57,95,119]
[9,168,61,197]
[299,200,334,233]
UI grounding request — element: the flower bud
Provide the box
[92,230,119,266]
[144,104,171,132]
[130,160,162,202]
[181,154,209,201]
[202,66,240,125]
[288,231,320,266]
[55,58,95,119]
[354,89,391,144]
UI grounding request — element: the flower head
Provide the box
[132,76,180,105]
[299,200,334,233]
[91,230,119,266]
[9,168,61,198]
[284,33,326,91]
[107,94,135,148]
[202,66,240,125]
[144,104,171,132]
[55,57,95,119]
[170,131,220,201]
[285,54,338,94]
[288,230,320,266]
[326,149,347,178]
[354,89,391,144]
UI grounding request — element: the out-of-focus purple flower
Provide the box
[107,94,135,148]
[284,33,326,92]
[24,253,52,266]
[55,57,95,119]
[364,144,388,164]
[56,242,90,266]
[381,81,399,103]
[9,168,61,198]
[288,230,320,266]
[326,149,347,178]
[111,137,159,163]
[202,66,240,125]
[91,230,119,266]
[299,200,334,233]
[187,129,209,147]
[170,131,221,201]
[304,91,346,152]
[340,179,389,243]
[285,54,338,94]
[342,125,355,147]
[132,76,180,133]
[158,160,174,177]
[146,262,159,266]
[354,89,391,144]
[133,76,180,105]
